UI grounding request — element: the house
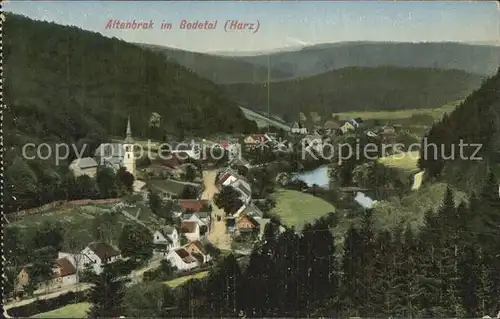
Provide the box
[354,192,377,210]
[181,220,201,241]
[69,157,98,178]
[16,257,78,291]
[153,226,180,257]
[380,125,396,134]
[52,257,78,287]
[229,179,252,204]
[175,199,212,216]
[80,242,121,274]
[291,121,308,135]
[167,248,199,271]
[243,134,269,148]
[340,120,357,134]
[184,241,212,264]
[236,214,260,234]
[168,142,201,160]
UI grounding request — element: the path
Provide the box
[202,170,231,251]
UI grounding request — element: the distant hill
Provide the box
[236,42,500,78]
[138,43,293,84]
[223,67,485,118]
[4,13,257,150]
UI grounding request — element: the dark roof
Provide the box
[181,221,198,233]
[55,257,77,277]
[175,248,190,259]
[88,242,120,260]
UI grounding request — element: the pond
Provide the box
[292,165,330,189]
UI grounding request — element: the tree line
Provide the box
[78,171,500,318]
[4,156,134,214]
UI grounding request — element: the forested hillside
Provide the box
[240,42,500,78]
[139,43,293,84]
[419,68,500,194]
[223,67,484,118]
[4,13,256,150]
[3,13,257,213]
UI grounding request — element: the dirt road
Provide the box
[202,170,231,251]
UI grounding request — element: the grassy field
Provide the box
[332,100,462,121]
[31,302,90,318]
[9,202,161,251]
[270,188,336,229]
[377,151,420,173]
[164,271,209,288]
[148,179,189,196]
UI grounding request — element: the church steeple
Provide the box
[125,116,134,143]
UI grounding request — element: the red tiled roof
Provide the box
[55,257,77,277]
[179,200,210,212]
[219,140,230,149]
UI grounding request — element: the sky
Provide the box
[4,1,500,53]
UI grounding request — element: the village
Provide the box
[5,111,418,313]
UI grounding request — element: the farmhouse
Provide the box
[167,248,199,271]
[184,241,212,264]
[80,242,121,274]
[16,257,78,291]
[69,157,98,178]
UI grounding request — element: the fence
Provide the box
[9,198,122,221]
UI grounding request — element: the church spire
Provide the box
[125,116,134,143]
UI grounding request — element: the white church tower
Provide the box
[123,116,136,177]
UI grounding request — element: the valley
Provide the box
[4,2,500,318]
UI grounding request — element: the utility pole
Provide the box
[267,54,271,134]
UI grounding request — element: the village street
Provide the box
[202,170,231,251]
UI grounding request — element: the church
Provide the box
[94,117,136,177]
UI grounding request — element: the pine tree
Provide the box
[339,224,364,316]
[87,262,128,318]
[206,254,243,317]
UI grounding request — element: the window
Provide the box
[127,154,130,159]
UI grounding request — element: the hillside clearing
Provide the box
[31,302,90,318]
[270,188,335,229]
[10,202,160,251]
[377,151,420,173]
